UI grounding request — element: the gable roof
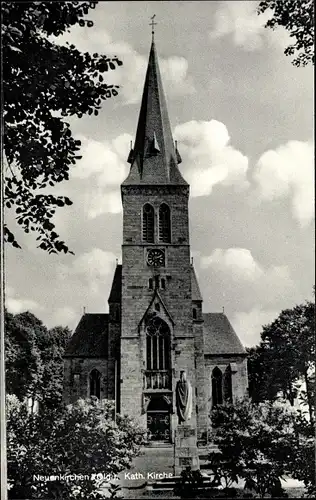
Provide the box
[108,264,122,303]
[191,265,203,301]
[138,289,174,327]
[203,313,246,356]
[64,313,108,357]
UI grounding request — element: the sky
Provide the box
[5,1,314,347]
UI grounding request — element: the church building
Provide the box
[63,35,248,445]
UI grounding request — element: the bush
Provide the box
[7,396,146,499]
[210,400,298,498]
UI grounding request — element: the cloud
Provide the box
[58,248,117,294]
[50,27,195,104]
[200,247,294,306]
[201,248,263,281]
[70,134,130,218]
[86,190,122,218]
[6,287,43,315]
[209,1,290,52]
[252,140,314,227]
[174,120,249,196]
[231,306,280,346]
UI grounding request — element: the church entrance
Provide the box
[147,395,171,442]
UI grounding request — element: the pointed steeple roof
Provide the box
[123,40,187,186]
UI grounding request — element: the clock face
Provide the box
[147,249,165,267]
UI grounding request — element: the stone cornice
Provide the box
[121,185,190,196]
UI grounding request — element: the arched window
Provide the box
[223,365,233,403]
[142,204,154,243]
[212,367,223,407]
[160,278,166,290]
[149,278,153,290]
[146,317,170,371]
[158,204,171,243]
[193,308,197,320]
[89,369,101,399]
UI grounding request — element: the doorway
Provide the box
[146,395,171,442]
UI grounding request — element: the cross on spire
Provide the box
[149,14,157,40]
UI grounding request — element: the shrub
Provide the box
[7,396,146,499]
[210,400,297,498]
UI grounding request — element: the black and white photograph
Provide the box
[1,1,314,499]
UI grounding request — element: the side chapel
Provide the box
[63,34,248,444]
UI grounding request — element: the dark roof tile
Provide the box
[108,265,122,303]
[203,313,245,356]
[64,313,108,357]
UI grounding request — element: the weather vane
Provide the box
[149,14,157,40]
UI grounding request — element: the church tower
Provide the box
[120,37,197,440]
[63,29,248,453]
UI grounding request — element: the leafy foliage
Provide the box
[5,310,71,409]
[3,1,122,253]
[247,300,315,422]
[211,400,297,498]
[258,0,314,66]
[290,411,316,496]
[7,397,146,499]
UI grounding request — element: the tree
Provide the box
[7,397,146,499]
[5,310,70,409]
[3,1,122,254]
[247,300,315,422]
[290,410,316,497]
[210,400,298,498]
[258,0,314,66]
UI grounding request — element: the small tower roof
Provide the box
[123,39,187,186]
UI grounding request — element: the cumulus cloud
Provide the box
[252,140,314,227]
[70,134,130,218]
[201,248,263,281]
[104,40,195,104]
[50,27,195,104]
[174,120,249,196]
[231,306,279,346]
[209,1,290,52]
[6,287,43,315]
[58,248,117,294]
[86,190,122,218]
[200,247,294,305]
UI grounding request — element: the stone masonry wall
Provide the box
[120,185,197,427]
[63,357,110,404]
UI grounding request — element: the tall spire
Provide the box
[123,27,187,186]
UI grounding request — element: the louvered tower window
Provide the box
[212,367,223,407]
[142,204,155,242]
[89,369,101,399]
[158,204,171,243]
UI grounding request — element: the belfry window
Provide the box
[89,369,101,399]
[146,317,170,371]
[142,204,155,243]
[193,308,197,320]
[158,204,171,243]
[212,367,223,407]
